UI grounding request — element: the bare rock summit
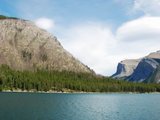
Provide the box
[0,17,93,73]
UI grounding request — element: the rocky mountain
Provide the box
[112,59,140,79]
[112,51,160,83]
[0,16,93,73]
[127,58,159,82]
[147,50,160,59]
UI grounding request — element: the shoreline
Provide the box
[1,89,160,94]
[1,89,86,94]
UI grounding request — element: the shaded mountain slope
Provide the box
[112,51,160,83]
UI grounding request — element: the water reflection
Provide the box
[0,93,160,120]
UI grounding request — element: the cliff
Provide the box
[112,59,140,78]
[112,51,160,83]
[128,58,159,82]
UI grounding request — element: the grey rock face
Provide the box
[112,59,140,78]
[112,50,160,83]
[0,19,93,73]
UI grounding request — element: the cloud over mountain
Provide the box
[1,0,160,75]
[35,18,55,30]
[59,16,160,75]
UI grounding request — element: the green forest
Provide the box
[0,15,18,20]
[0,65,159,93]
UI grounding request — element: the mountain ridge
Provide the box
[112,51,160,83]
[0,16,94,74]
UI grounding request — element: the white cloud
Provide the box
[114,16,160,72]
[116,16,160,54]
[35,18,55,30]
[59,17,160,76]
[60,22,116,75]
[133,0,160,16]
[117,16,160,42]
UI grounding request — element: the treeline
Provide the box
[0,15,19,20]
[0,65,160,93]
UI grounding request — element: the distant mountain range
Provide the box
[112,51,160,83]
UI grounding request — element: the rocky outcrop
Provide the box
[112,59,140,79]
[147,50,160,59]
[112,51,160,83]
[128,58,159,82]
[0,18,93,73]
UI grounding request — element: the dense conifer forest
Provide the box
[0,65,159,93]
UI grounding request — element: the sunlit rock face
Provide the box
[112,59,140,79]
[147,50,160,59]
[0,18,93,73]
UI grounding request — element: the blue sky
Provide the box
[0,0,160,75]
[0,0,134,26]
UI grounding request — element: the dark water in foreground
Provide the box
[0,92,160,120]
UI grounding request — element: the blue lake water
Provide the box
[0,92,160,120]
